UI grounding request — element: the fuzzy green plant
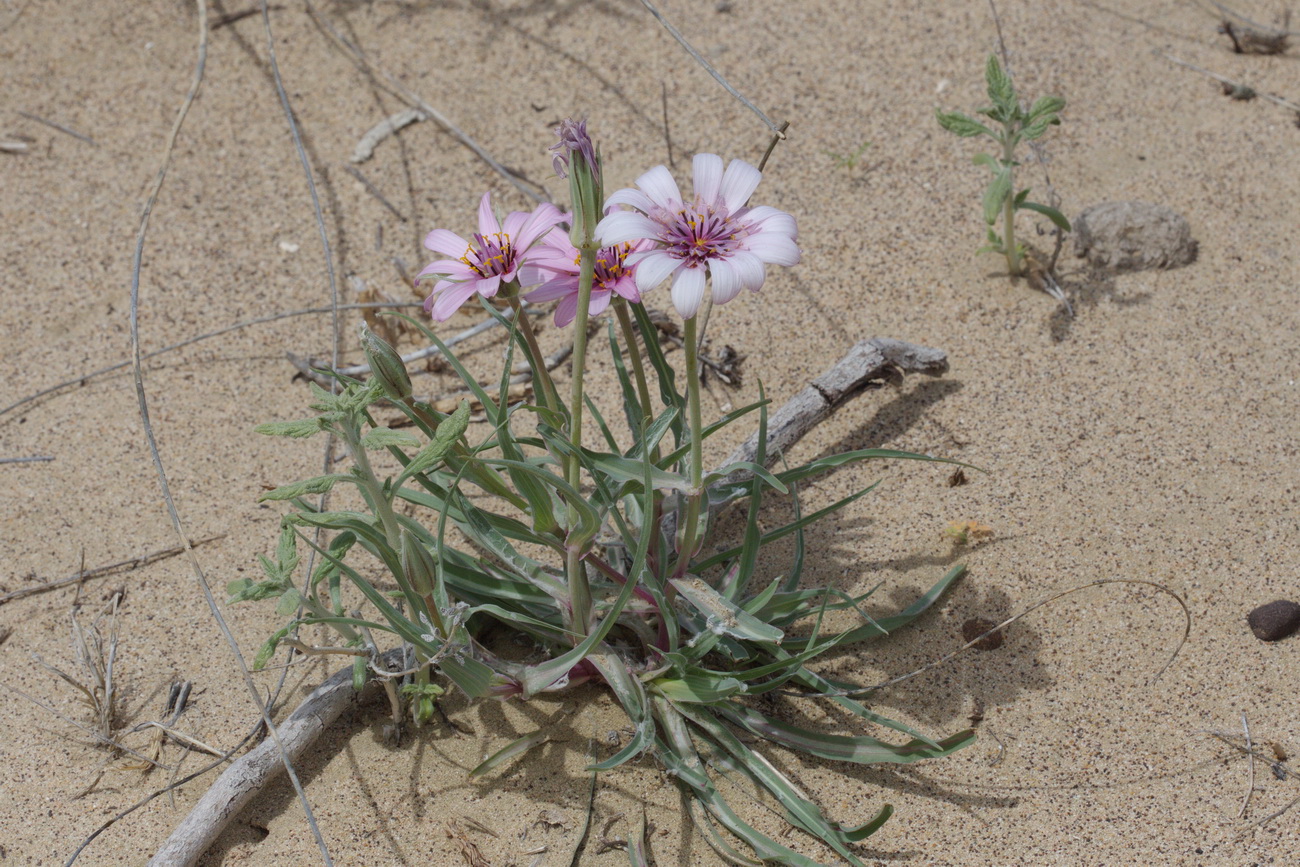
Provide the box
[235,122,975,865]
[937,54,1069,278]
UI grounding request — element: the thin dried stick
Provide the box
[341,163,407,221]
[636,0,783,135]
[0,455,54,464]
[780,579,1191,701]
[17,110,96,145]
[148,648,404,865]
[125,1,331,864]
[0,302,423,421]
[305,1,547,203]
[0,535,225,606]
[1163,52,1300,113]
[1238,712,1255,819]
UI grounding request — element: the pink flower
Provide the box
[520,227,646,327]
[595,154,800,319]
[418,193,565,321]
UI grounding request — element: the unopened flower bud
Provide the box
[550,118,603,248]
[359,323,412,401]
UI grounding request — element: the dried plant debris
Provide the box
[1218,9,1291,55]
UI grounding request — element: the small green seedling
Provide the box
[937,54,1069,278]
[826,140,873,169]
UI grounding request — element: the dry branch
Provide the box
[147,648,404,866]
[0,536,225,606]
[720,337,949,481]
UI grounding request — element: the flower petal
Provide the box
[516,202,566,250]
[635,165,682,210]
[610,273,641,303]
[604,188,653,213]
[596,211,660,246]
[727,250,767,294]
[631,249,681,293]
[502,209,528,239]
[476,273,502,299]
[708,256,743,305]
[424,229,470,257]
[692,153,724,206]
[587,289,613,318]
[524,278,578,303]
[720,159,763,213]
[554,294,580,327]
[745,231,801,266]
[417,258,471,280]
[476,192,500,236]
[741,205,796,238]
[428,280,482,321]
[671,266,706,319]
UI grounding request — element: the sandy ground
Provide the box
[3,0,1300,864]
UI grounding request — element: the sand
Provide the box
[3,0,1299,864]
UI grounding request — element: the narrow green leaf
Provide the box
[258,474,346,503]
[720,703,976,764]
[936,110,994,138]
[254,418,323,438]
[1018,200,1071,231]
[360,427,422,450]
[671,576,784,644]
[982,169,1012,225]
[468,731,549,778]
[394,400,470,488]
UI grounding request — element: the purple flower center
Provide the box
[460,233,516,278]
[653,203,745,267]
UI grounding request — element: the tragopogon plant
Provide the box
[238,120,974,865]
[937,54,1069,278]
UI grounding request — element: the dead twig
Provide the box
[0,302,423,421]
[0,454,54,464]
[0,535,226,606]
[212,3,281,30]
[17,110,96,145]
[1163,52,1300,115]
[148,649,405,866]
[349,108,425,165]
[1239,712,1255,819]
[306,1,548,202]
[341,164,407,221]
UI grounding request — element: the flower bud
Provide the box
[359,322,412,401]
[550,118,603,248]
[399,528,438,599]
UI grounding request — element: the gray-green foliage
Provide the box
[237,316,975,865]
[937,53,1069,277]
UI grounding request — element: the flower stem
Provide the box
[676,313,705,573]
[1002,129,1021,277]
[506,296,561,413]
[564,244,598,637]
[614,299,657,450]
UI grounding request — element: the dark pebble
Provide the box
[1247,600,1300,641]
[961,617,1004,650]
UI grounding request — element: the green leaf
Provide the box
[984,53,1016,113]
[394,400,470,488]
[274,587,303,617]
[258,474,346,503]
[936,110,993,138]
[720,703,976,764]
[652,674,745,703]
[468,730,549,778]
[982,169,1013,225]
[1018,200,1071,231]
[254,418,323,438]
[972,152,999,169]
[671,576,784,644]
[253,623,295,670]
[360,427,421,450]
[1026,94,1065,122]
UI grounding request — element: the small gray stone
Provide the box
[1247,600,1300,641]
[1073,201,1198,272]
